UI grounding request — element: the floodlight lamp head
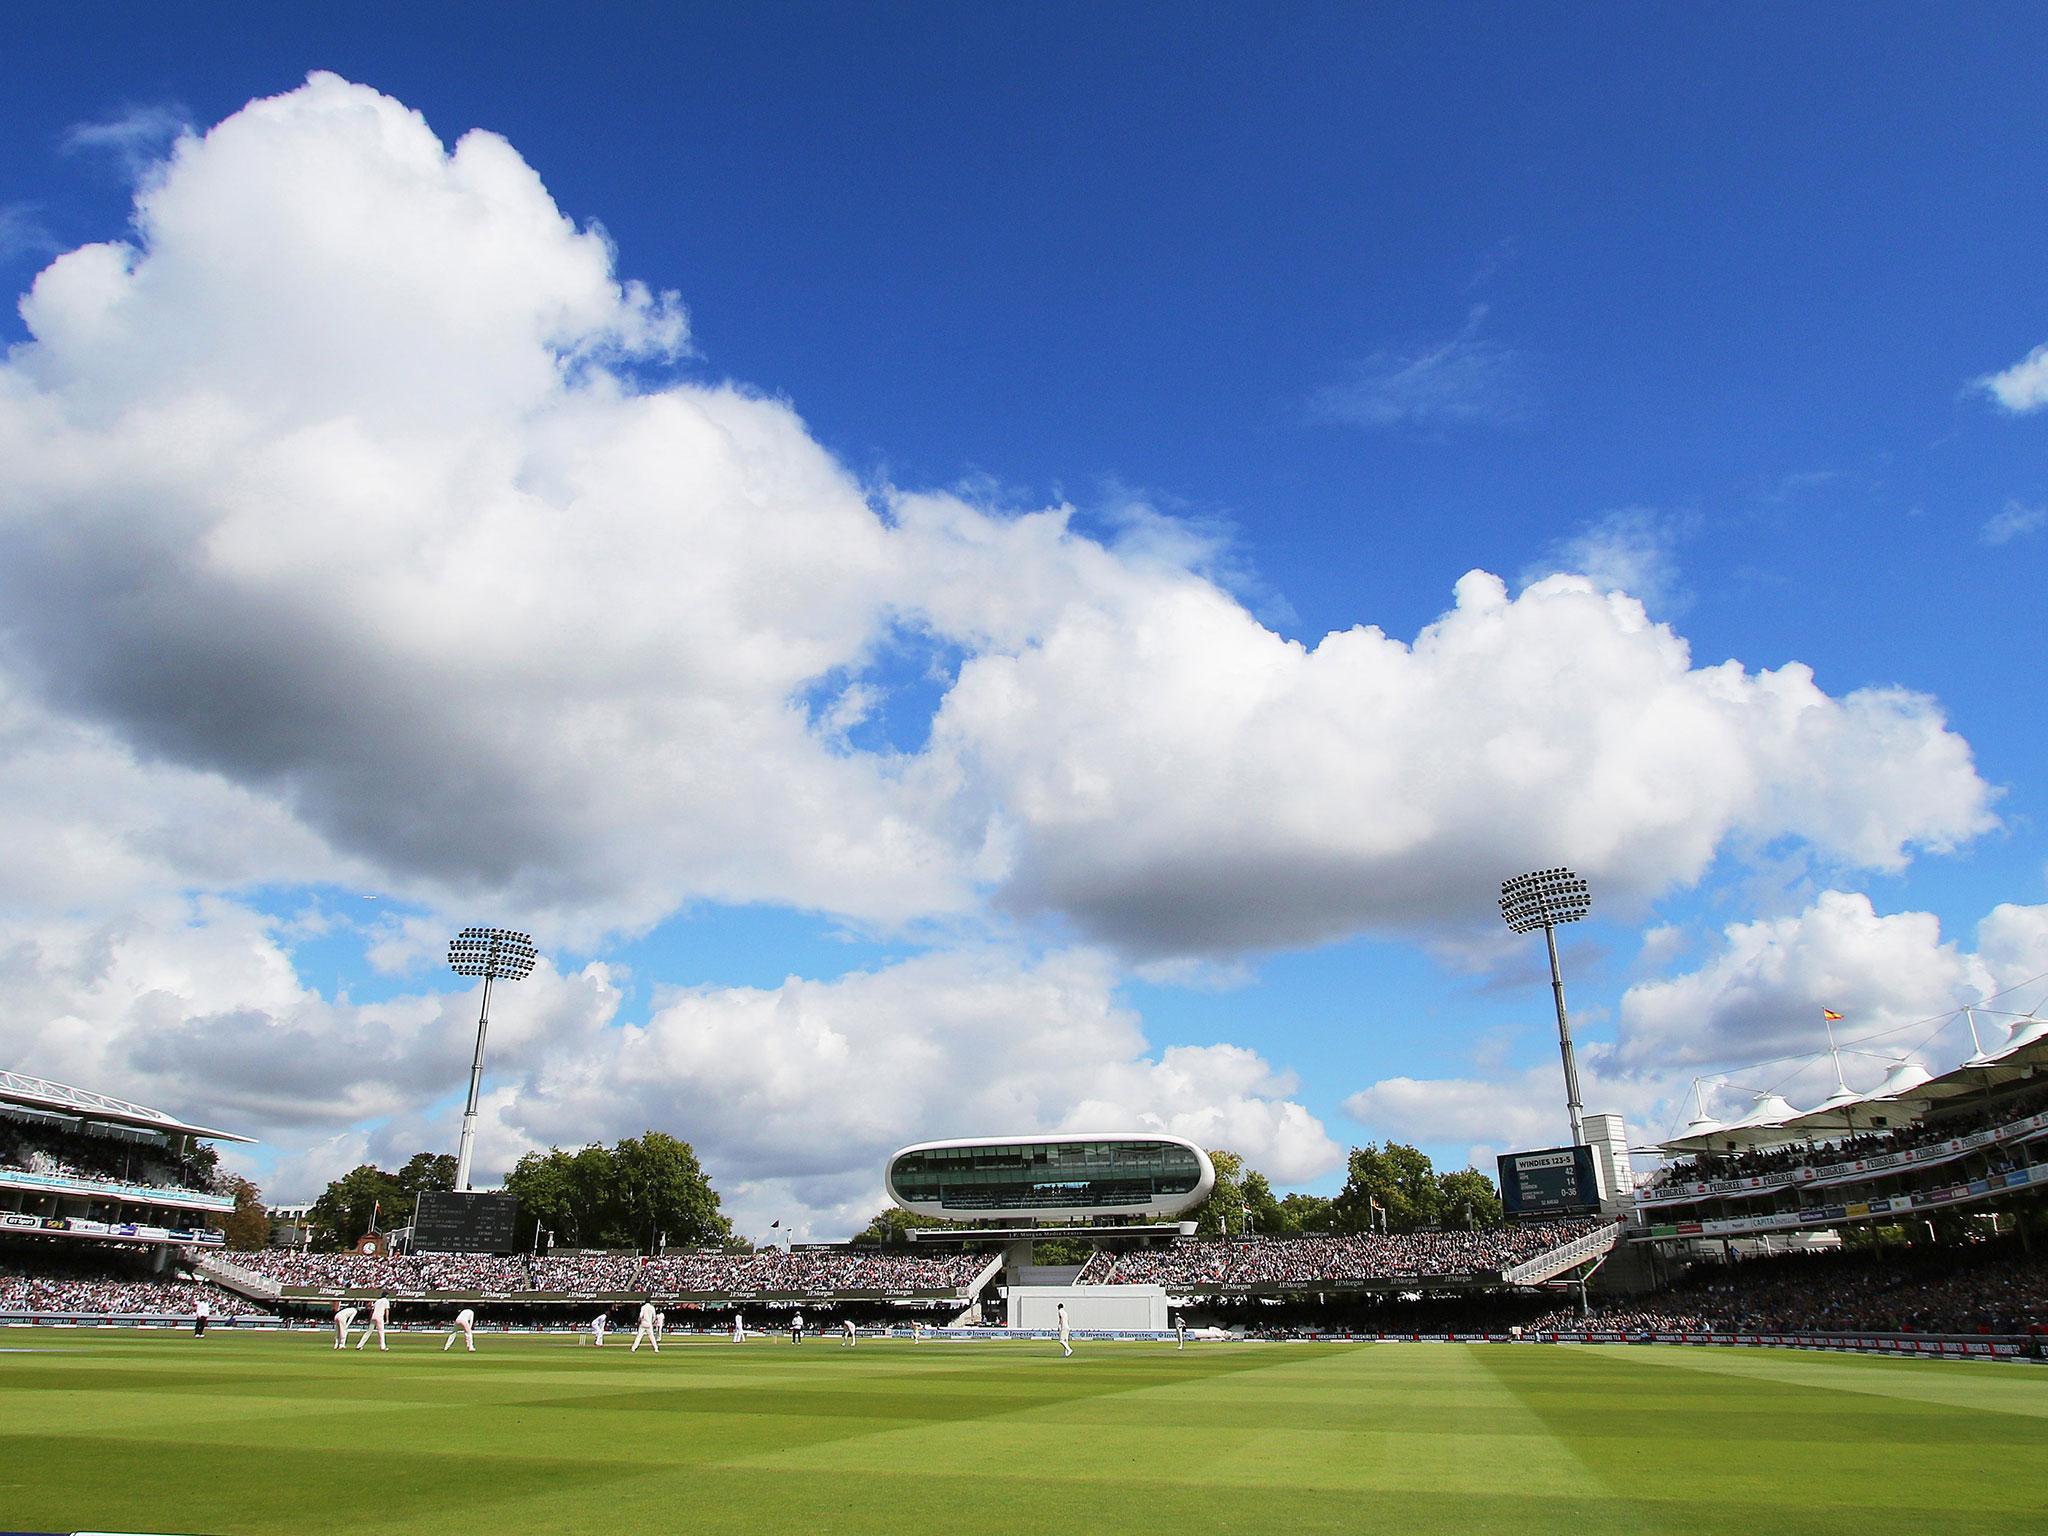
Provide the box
[447,926,538,981]
[1498,867,1592,934]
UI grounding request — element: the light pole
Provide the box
[447,926,538,1191]
[1499,868,1592,1147]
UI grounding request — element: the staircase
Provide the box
[1502,1221,1621,1286]
[191,1250,283,1302]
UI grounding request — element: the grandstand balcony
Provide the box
[0,1167,233,1213]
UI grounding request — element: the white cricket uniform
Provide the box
[333,1305,358,1348]
[1057,1306,1072,1357]
[841,1320,857,1347]
[630,1300,660,1352]
[444,1307,477,1351]
[592,1313,608,1346]
[730,1312,744,1343]
[357,1296,390,1350]
[1174,1314,1186,1350]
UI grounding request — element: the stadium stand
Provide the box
[225,1245,998,1299]
[1,1070,248,1257]
[1082,1220,1607,1289]
[0,1238,253,1318]
[1627,1238,2048,1335]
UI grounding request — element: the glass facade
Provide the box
[887,1139,1206,1214]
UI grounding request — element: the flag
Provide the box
[1823,1009,1843,1021]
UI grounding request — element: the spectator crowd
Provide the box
[1081,1220,1607,1288]
[230,1245,996,1296]
[0,1241,247,1316]
[1642,1080,2048,1196]
[0,1114,224,1198]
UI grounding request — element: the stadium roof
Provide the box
[1658,1013,2048,1154]
[0,1069,253,1143]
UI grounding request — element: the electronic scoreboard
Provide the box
[1496,1144,1601,1218]
[413,1190,519,1254]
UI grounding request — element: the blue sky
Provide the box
[2,6,2044,1236]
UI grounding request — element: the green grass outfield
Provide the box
[2,1332,2044,1535]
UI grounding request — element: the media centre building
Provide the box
[883,1133,1216,1331]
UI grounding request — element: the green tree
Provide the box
[396,1152,457,1203]
[1241,1170,1292,1236]
[1435,1167,1504,1230]
[614,1131,733,1250]
[308,1164,408,1249]
[505,1133,731,1251]
[1189,1149,1248,1237]
[1277,1192,1334,1234]
[220,1176,271,1251]
[851,1207,964,1245]
[1330,1142,1443,1233]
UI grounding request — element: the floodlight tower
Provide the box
[447,926,538,1192]
[1499,868,1593,1147]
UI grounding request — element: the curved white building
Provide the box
[885,1133,1214,1222]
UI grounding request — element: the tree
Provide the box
[1330,1142,1444,1233]
[396,1152,457,1202]
[1435,1167,1504,1230]
[1189,1149,1247,1237]
[614,1131,732,1250]
[220,1176,271,1251]
[308,1164,408,1249]
[1241,1170,1292,1236]
[505,1132,732,1251]
[1277,1192,1334,1234]
[852,1207,963,1246]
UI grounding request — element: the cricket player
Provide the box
[841,1319,857,1347]
[591,1311,608,1347]
[730,1311,745,1343]
[332,1300,359,1349]
[193,1297,210,1338]
[790,1311,805,1344]
[1057,1302,1072,1357]
[356,1294,391,1350]
[911,1320,924,1344]
[443,1307,477,1352]
[630,1299,660,1353]
[1174,1311,1186,1350]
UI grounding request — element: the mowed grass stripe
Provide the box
[3,1333,2045,1536]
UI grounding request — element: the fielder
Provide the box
[630,1299,660,1353]
[841,1319,857,1347]
[332,1301,359,1349]
[591,1311,608,1347]
[1174,1311,1186,1350]
[730,1311,745,1343]
[443,1307,477,1352]
[356,1294,391,1350]
[1057,1302,1072,1358]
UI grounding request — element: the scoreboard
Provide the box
[413,1191,519,1254]
[1497,1145,1601,1218]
